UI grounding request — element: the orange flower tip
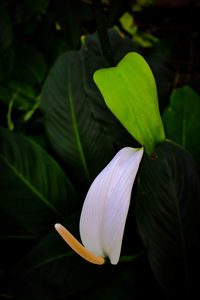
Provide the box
[54,223,105,265]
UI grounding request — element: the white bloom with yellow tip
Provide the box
[55,147,143,265]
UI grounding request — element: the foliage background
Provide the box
[0,0,200,299]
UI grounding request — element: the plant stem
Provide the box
[92,0,115,66]
[7,89,19,131]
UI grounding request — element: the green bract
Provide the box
[93,52,165,155]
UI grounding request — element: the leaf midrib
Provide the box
[0,153,61,216]
[67,68,90,181]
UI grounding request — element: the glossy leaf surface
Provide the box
[94,52,165,155]
[136,141,200,297]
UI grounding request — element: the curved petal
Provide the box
[102,148,143,264]
[79,147,143,263]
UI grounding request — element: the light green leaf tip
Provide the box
[93,52,165,155]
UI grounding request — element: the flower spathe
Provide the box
[55,147,143,265]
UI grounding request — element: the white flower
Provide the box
[55,147,143,265]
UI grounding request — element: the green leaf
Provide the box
[0,128,77,236]
[133,33,158,48]
[119,12,138,36]
[40,30,142,184]
[0,80,37,111]
[0,80,39,129]
[54,0,81,49]
[5,227,116,299]
[40,30,135,184]
[136,141,200,297]
[40,51,114,184]
[82,260,164,299]
[162,85,200,165]
[40,30,168,184]
[39,13,70,64]
[0,7,14,82]
[13,41,47,85]
[3,215,163,299]
[24,0,50,13]
[79,29,140,150]
[93,52,165,156]
[83,267,137,300]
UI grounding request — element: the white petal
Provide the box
[101,148,143,264]
[79,147,143,263]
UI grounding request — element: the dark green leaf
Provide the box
[54,0,81,49]
[40,30,140,184]
[0,7,14,82]
[0,81,37,111]
[82,267,136,300]
[80,29,140,149]
[0,85,10,104]
[107,0,125,27]
[13,41,47,85]
[40,12,70,63]
[4,225,164,299]
[136,141,200,297]
[5,226,116,299]
[81,259,164,300]
[80,2,93,21]
[40,51,113,184]
[146,53,174,114]
[0,128,77,236]
[14,1,35,24]
[163,85,200,164]
[24,0,50,13]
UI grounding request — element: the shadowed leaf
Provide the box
[136,141,200,297]
[163,85,200,165]
[0,128,77,236]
